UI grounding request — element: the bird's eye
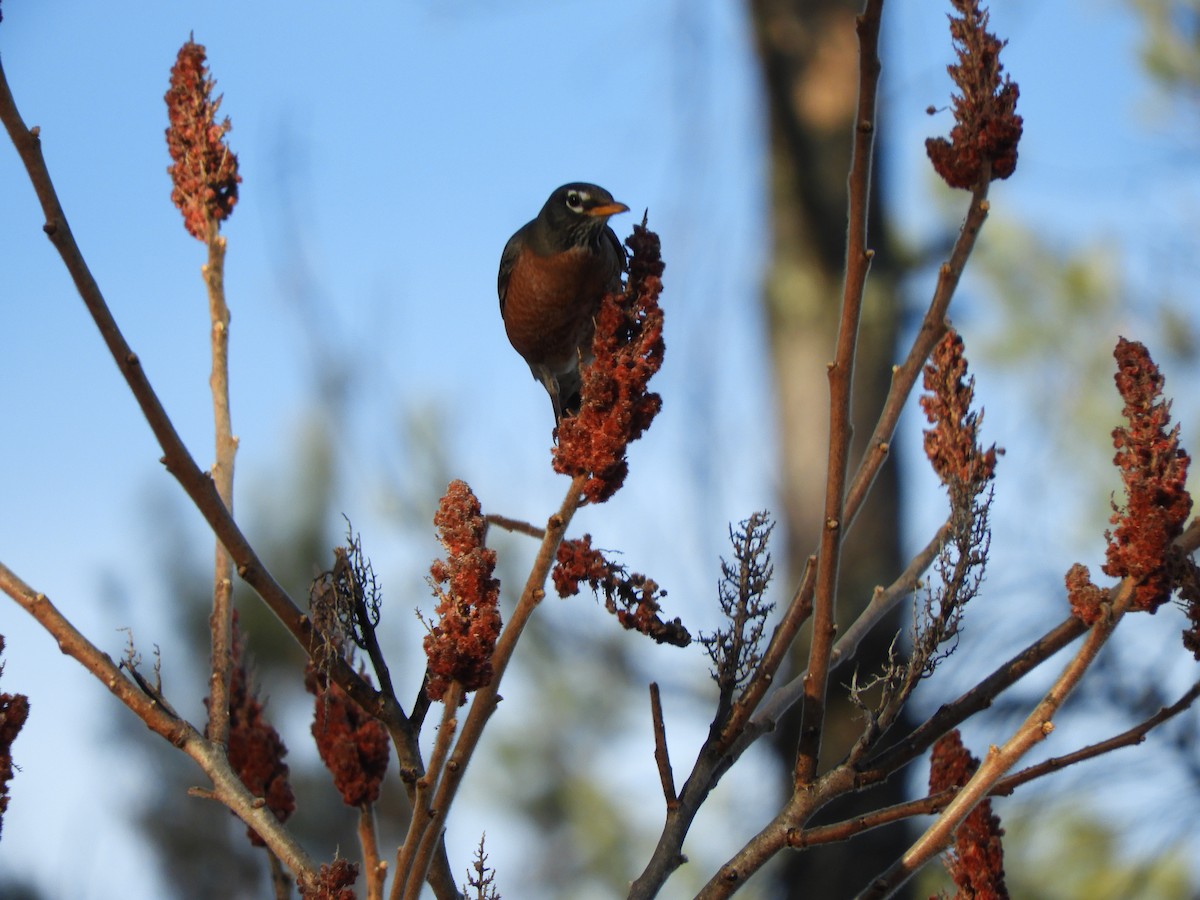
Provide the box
[565,191,585,211]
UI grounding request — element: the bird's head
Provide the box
[536,182,629,250]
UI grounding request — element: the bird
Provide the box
[498,182,629,425]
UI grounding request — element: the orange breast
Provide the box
[503,246,617,373]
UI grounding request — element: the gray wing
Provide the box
[497,227,527,315]
[603,225,627,282]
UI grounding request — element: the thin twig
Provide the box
[394,684,463,900]
[721,183,993,753]
[781,681,1200,850]
[695,766,859,899]
[267,849,291,900]
[857,615,1086,783]
[842,189,990,533]
[858,518,1200,783]
[996,679,1200,794]
[718,556,816,747]
[484,513,545,539]
[749,519,950,739]
[359,803,386,900]
[205,220,237,747]
[0,562,320,887]
[794,0,886,788]
[829,520,950,671]
[649,683,678,808]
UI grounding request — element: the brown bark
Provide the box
[748,0,912,895]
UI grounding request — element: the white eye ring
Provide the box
[566,190,586,211]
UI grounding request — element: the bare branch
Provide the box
[484,513,545,539]
[401,477,587,897]
[0,59,463,900]
[0,563,319,887]
[649,683,678,808]
[857,578,1134,899]
[794,0,887,788]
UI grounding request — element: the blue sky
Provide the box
[2,1,1197,897]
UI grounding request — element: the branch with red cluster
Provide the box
[926,0,1023,189]
[929,730,1009,899]
[1179,559,1200,660]
[304,663,390,807]
[165,38,241,241]
[921,329,998,497]
[300,858,359,900]
[1102,338,1192,613]
[0,636,29,842]
[1064,563,1108,627]
[424,480,502,703]
[553,535,690,647]
[207,615,295,846]
[553,218,665,503]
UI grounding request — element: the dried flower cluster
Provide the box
[463,835,501,900]
[165,39,241,241]
[304,663,390,807]
[926,0,1023,189]
[702,513,775,698]
[553,219,665,503]
[1102,338,1192,613]
[1179,559,1200,660]
[915,331,995,677]
[1064,562,1108,627]
[921,330,997,495]
[929,730,1009,899]
[553,535,690,647]
[208,616,295,846]
[309,528,383,677]
[425,480,502,703]
[300,858,359,900]
[0,637,29,842]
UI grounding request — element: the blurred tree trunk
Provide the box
[748,1,912,896]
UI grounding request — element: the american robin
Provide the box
[498,183,629,424]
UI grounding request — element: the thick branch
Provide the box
[787,679,1200,850]
[857,579,1135,899]
[0,563,318,886]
